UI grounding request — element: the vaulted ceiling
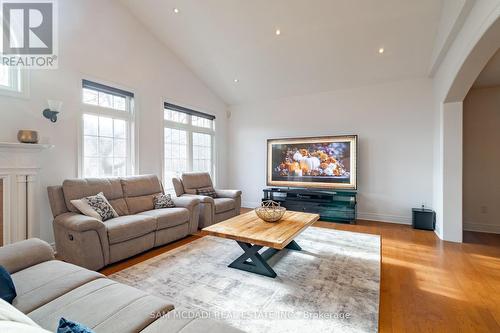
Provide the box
[121,0,443,105]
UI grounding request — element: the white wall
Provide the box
[0,0,228,243]
[463,86,500,234]
[441,102,463,242]
[228,79,434,224]
[432,0,500,242]
[429,0,475,75]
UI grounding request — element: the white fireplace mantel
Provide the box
[0,142,54,151]
[0,142,54,245]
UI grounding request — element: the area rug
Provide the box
[110,227,380,333]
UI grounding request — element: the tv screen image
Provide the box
[267,135,357,189]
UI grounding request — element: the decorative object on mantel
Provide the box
[42,99,62,123]
[255,200,286,222]
[17,130,39,144]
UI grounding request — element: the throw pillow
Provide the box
[71,192,118,222]
[0,266,16,304]
[0,299,51,333]
[154,193,175,209]
[70,199,101,221]
[196,187,218,198]
[57,318,94,333]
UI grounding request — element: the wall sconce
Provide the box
[42,100,62,123]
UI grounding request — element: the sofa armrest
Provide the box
[171,196,200,210]
[0,238,55,274]
[172,196,201,234]
[54,212,105,232]
[215,189,242,199]
[53,212,110,270]
[181,194,215,204]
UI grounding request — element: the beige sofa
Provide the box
[48,175,200,271]
[0,238,243,333]
[172,172,241,228]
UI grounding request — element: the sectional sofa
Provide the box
[0,238,242,332]
[47,175,200,270]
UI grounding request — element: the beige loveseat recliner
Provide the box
[172,172,241,228]
[0,238,244,333]
[47,174,200,271]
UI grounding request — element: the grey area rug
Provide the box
[110,227,380,333]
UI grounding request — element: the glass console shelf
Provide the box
[262,188,357,224]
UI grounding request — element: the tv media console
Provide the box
[262,188,357,224]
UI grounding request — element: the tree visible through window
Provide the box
[81,80,135,178]
[163,103,216,192]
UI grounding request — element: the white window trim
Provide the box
[0,67,30,99]
[77,79,138,178]
[162,105,217,190]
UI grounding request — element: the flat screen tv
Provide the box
[267,135,357,190]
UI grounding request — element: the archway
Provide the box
[435,7,500,242]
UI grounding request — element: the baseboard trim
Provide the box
[242,202,411,225]
[463,223,500,234]
[357,212,412,225]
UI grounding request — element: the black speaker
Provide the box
[412,208,435,230]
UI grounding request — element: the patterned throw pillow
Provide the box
[154,193,175,209]
[57,317,94,333]
[84,192,118,221]
[196,187,218,198]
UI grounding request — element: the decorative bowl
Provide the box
[17,130,39,144]
[255,200,286,222]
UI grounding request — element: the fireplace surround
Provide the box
[0,142,53,245]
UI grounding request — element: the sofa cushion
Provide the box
[181,172,213,194]
[214,198,235,213]
[28,278,175,333]
[105,215,156,244]
[62,178,125,214]
[108,198,129,216]
[11,260,103,314]
[121,175,164,214]
[126,194,159,215]
[139,208,190,230]
[121,174,163,197]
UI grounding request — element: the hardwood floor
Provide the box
[101,209,500,332]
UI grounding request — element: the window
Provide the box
[81,80,135,178]
[163,103,216,192]
[0,64,26,97]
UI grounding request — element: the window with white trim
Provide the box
[0,64,23,95]
[163,103,215,192]
[81,80,135,178]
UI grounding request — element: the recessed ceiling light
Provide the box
[234,79,239,83]
[173,8,179,14]
[378,47,385,54]
[275,29,281,36]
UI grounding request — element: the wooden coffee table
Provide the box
[202,210,320,278]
